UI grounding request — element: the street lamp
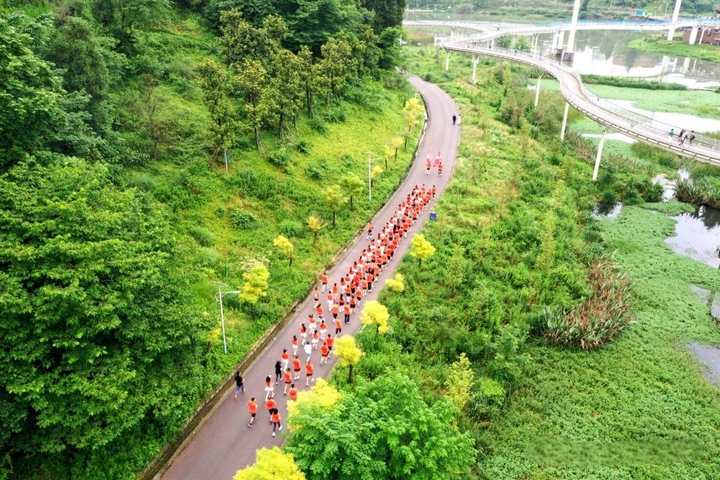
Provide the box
[212,281,240,354]
[366,152,373,202]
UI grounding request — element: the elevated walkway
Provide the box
[405,21,720,167]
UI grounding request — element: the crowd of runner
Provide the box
[237,180,439,435]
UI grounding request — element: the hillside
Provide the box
[0,1,414,478]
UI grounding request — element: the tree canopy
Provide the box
[286,372,475,480]
[0,157,209,454]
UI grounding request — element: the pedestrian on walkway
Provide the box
[319,320,327,340]
[321,272,329,292]
[452,114,457,125]
[291,336,299,356]
[688,131,695,145]
[281,348,290,370]
[299,323,307,345]
[312,288,320,302]
[304,341,312,362]
[305,360,314,387]
[335,317,342,334]
[326,334,334,352]
[344,304,351,324]
[331,302,339,320]
[265,397,276,422]
[274,360,282,384]
[438,160,443,176]
[283,368,292,395]
[367,222,373,240]
[264,375,275,401]
[669,128,675,138]
[271,408,282,437]
[247,397,257,427]
[320,342,329,365]
[233,371,244,399]
[311,329,320,350]
[293,356,302,380]
[426,153,432,175]
[288,384,298,401]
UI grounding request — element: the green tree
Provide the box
[360,300,390,334]
[239,264,270,304]
[409,234,435,269]
[234,447,306,480]
[220,10,286,66]
[402,97,424,148]
[0,18,97,166]
[273,235,295,267]
[286,372,475,480]
[197,59,241,165]
[446,353,473,411]
[269,48,303,138]
[319,35,354,101]
[332,335,363,383]
[514,35,531,52]
[276,0,362,55]
[91,0,170,47]
[385,273,405,292]
[358,0,406,33]
[323,184,347,227]
[390,135,403,159]
[339,173,365,209]
[0,157,208,455]
[43,16,110,133]
[444,244,467,294]
[297,45,322,118]
[236,58,276,148]
[496,34,513,49]
[307,214,326,245]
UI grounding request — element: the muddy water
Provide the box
[666,205,720,268]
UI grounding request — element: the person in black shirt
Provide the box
[234,371,245,399]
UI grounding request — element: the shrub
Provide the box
[279,220,304,238]
[229,209,259,230]
[322,106,347,123]
[307,117,327,133]
[235,169,275,200]
[267,148,291,167]
[188,226,215,247]
[195,247,221,267]
[543,258,633,350]
[306,164,324,181]
[296,140,311,155]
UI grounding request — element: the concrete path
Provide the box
[159,76,460,480]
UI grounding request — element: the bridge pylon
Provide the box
[592,129,608,181]
[667,0,683,40]
[472,56,480,84]
[560,103,570,142]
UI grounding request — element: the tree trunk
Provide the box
[313,231,318,245]
[278,111,285,139]
[348,364,354,384]
[332,211,336,227]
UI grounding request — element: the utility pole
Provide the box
[212,282,240,354]
[366,152,373,202]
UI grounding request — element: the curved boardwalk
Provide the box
[158,76,460,480]
[407,20,720,166]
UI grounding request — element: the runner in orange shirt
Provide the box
[367,222,373,240]
[293,356,302,380]
[271,408,282,437]
[305,360,314,387]
[265,397,276,423]
[335,317,342,335]
[326,334,334,351]
[299,323,307,345]
[315,303,324,321]
[319,320,327,340]
[247,397,258,427]
[288,384,298,401]
[321,272,329,292]
[283,368,292,395]
[331,303,339,320]
[311,329,320,350]
[291,335,299,356]
[320,342,329,365]
[343,304,351,324]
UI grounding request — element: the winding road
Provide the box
[406,20,720,166]
[157,76,460,480]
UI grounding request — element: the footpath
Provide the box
[159,76,460,480]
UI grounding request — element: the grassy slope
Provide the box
[629,37,720,64]
[481,206,720,479]
[402,44,720,479]
[9,8,424,479]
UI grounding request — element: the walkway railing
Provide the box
[440,39,720,166]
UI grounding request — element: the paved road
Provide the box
[159,76,460,480]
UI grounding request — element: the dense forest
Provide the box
[0,0,409,478]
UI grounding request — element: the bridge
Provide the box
[404,20,720,174]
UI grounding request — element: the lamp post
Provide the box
[212,282,240,354]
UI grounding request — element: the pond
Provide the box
[666,204,720,268]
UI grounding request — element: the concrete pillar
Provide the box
[682,56,690,73]
[667,0,683,41]
[592,130,606,181]
[490,37,495,49]
[567,0,582,53]
[445,52,450,72]
[560,102,570,141]
[534,74,543,107]
[699,28,706,45]
[471,56,480,84]
[688,26,699,45]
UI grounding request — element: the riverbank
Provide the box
[629,37,720,65]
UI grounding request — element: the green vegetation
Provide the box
[0,0,413,478]
[289,43,720,479]
[582,74,687,91]
[630,37,720,64]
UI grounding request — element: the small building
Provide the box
[682,27,720,45]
